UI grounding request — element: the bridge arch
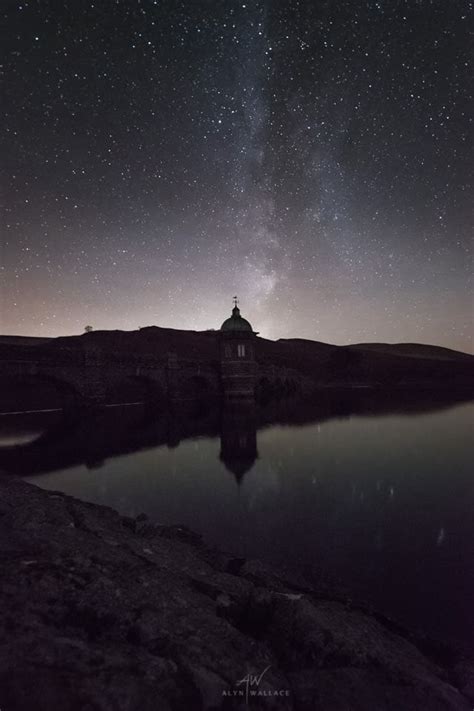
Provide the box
[255,374,302,403]
[255,376,271,403]
[105,375,165,407]
[0,373,83,414]
[179,374,218,401]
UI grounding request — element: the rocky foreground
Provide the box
[0,477,472,711]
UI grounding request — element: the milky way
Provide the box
[1,1,472,350]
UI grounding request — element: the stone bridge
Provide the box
[0,345,312,412]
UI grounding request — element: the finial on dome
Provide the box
[220,296,253,331]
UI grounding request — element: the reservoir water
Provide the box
[1,391,472,653]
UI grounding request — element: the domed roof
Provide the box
[220,303,253,332]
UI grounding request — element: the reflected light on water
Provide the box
[0,392,472,653]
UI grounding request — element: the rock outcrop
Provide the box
[0,476,472,710]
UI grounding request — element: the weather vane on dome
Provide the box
[233,295,239,308]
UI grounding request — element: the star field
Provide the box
[1,0,472,350]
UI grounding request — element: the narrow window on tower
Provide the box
[224,344,231,358]
[237,344,246,358]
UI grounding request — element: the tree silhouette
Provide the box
[84,325,93,333]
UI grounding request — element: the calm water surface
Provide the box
[1,393,473,652]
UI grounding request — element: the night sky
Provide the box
[1,1,472,351]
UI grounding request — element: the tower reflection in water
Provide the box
[219,402,258,484]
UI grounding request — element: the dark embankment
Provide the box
[0,477,472,711]
[1,327,473,395]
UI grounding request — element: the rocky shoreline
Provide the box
[0,476,472,710]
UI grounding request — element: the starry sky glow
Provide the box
[1,0,472,351]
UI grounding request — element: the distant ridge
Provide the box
[349,342,473,362]
[1,328,472,363]
[0,327,471,359]
[1,326,473,390]
[275,337,473,361]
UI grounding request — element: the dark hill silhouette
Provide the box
[267,337,474,387]
[1,326,473,391]
[54,326,220,362]
[349,342,473,362]
[45,327,474,389]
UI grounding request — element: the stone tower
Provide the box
[219,297,257,400]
